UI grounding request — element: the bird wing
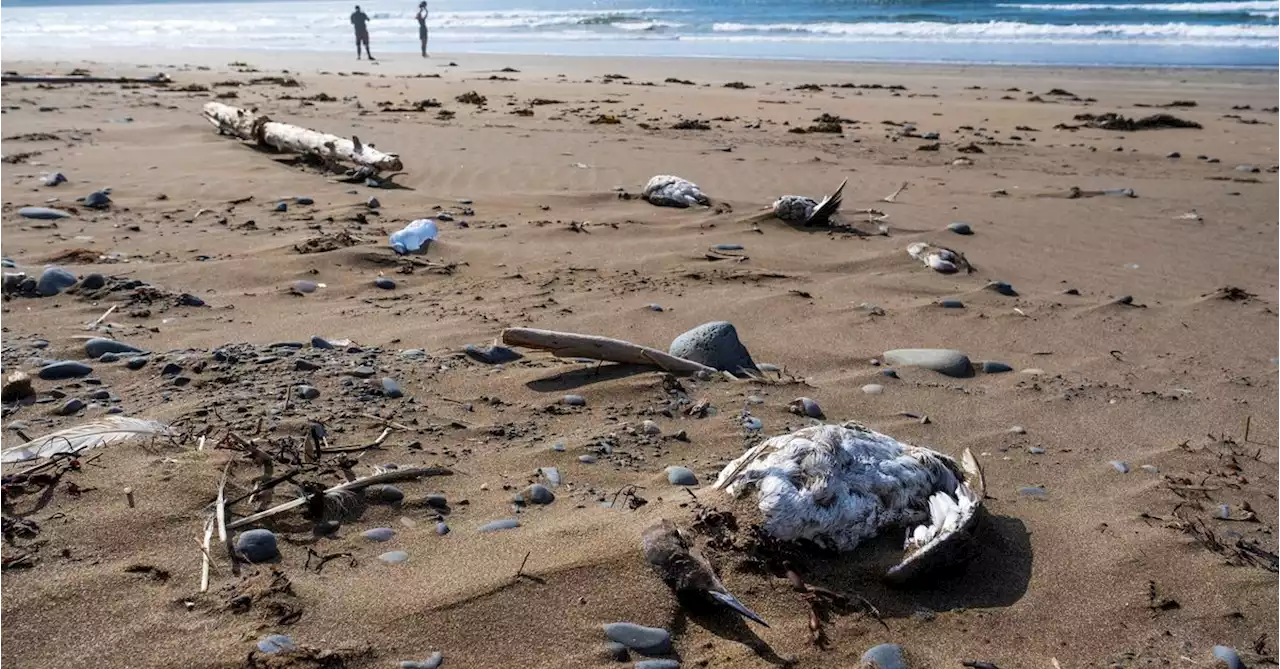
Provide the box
[804,177,846,226]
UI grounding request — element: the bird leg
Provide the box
[783,561,887,645]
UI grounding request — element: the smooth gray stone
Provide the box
[668,321,757,373]
[368,197,381,209]
[362,527,395,542]
[125,356,148,370]
[540,466,562,486]
[381,378,404,398]
[84,338,144,359]
[862,384,884,395]
[84,190,111,209]
[562,394,586,406]
[295,385,320,400]
[1234,164,1259,173]
[883,349,972,378]
[517,484,555,505]
[604,641,630,661]
[293,280,318,293]
[399,651,444,669]
[350,365,376,379]
[379,550,410,563]
[479,518,521,532]
[860,643,908,669]
[1028,447,1046,455]
[38,360,93,380]
[19,206,71,220]
[1212,646,1244,669]
[947,221,973,235]
[269,341,305,349]
[37,267,77,296]
[375,277,396,290]
[712,243,744,251]
[295,359,320,371]
[1018,486,1048,499]
[235,529,279,562]
[981,361,1014,374]
[56,398,85,415]
[791,397,823,418]
[435,521,450,535]
[635,661,680,669]
[295,196,315,205]
[579,454,598,464]
[424,494,448,509]
[1110,460,1130,473]
[310,335,334,349]
[938,299,965,308]
[666,466,698,486]
[257,634,295,654]
[603,622,671,656]
[881,369,899,378]
[464,344,523,364]
[79,273,106,290]
[986,281,1018,296]
[365,484,404,503]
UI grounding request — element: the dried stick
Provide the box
[199,516,215,593]
[881,181,908,203]
[501,327,718,375]
[86,305,117,329]
[226,466,452,530]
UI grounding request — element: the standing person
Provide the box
[351,5,374,60]
[416,1,429,58]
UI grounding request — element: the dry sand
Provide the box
[1,50,1277,669]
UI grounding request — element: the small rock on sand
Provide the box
[862,384,884,395]
[562,394,587,406]
[635,661,681,669]
[1212,646,1244,669]
[375,277,396,290]
[789,397,823,418]
[883,349,972,378]
[517,484,555,505]
[37,267,77,296]
[38,361,93,380]
[666,466,698,486]
[379,551,410,564]
[1109,460,1130,473]
[981,361,1013,374]
[478,518,521,532]
[56,398,85,416]
[603,623,672,655]
[295,385,320,400]
[540,466,562,486]
[19,206,71,220]
[84,338,144,359]
[579,454,598,464]
[125,357,149,370]
[399,651,444,669]
[860,643,908,669]
[363,528,395,542]
[986,281,1018,296]
[381,378,404,398]
[938,299,965,308]
[464,344,523,364]
[79,273,106,290]
[310,335,334,349]
[946,222,973,235]
[365,484,405,503]
[640,420,662,435]
[669,321,757,373]
[257,635,296,654]
[235,529,279,563]
[1018,486,1048,499]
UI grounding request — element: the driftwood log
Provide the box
[1,73,172,85]
[501,327,717,375]
[201,102,403,172]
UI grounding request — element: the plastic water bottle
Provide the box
[388,219,438,255]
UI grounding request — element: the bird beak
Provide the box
[708,591,770,627]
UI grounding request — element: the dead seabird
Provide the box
[642,175,710,208]
[907,242,974,274]
[714,422,985,583]
[641,518,769,626]
[771,178,847,226]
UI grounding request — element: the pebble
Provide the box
[479,518,521,532]
[257,634,296,654]
[860,643,908,669]
[350,365,376,379]
[666,466,698,486]
[646,303,664,312]
[881,369,899,379]
[562,394,587,406]
[88,389,110,400]
[381,378,404,398]
[540,466,562,486]
[274,201,288,212]
[742,416,763,431]
[42,172,68,187]
[363,527,396,542]
[125,356,149,370]
[1028,447,1046,455]
[293,280,319,293]
[981,361,1014,374]
[56,398,85,416]
[1212,646,1244,669]
[604,642,630,661]
[79,273,106,290]
[295,385,321,400]
[635,661,680,669]
[1140,464,1160,474]
[1018,486,1048,499]
[436,521,450,535]
[552,441,567,452]
[160,362,182,376]
[424,494,448,509]
[861,384,884,395]
[379,550,410,564]
[365,484,405,503]
[986,281,1018,296]
[1020,368,1044,375]
[668,321,757,373]
[1109,460,1130,473]
[938,299,965,308]
[464,344,523,364]
[399,651,444,669]
[294,359,320,371]
[19,206,71,220]
[1166,151,1181,158]
[368,197,381,209]
[83,190,111,209]
[603,623,672,656]
[1010,425,1027,434]
[310,335,334,349]
[375,277,396,290]
[883,349,972,378]
[946,221,973,235]
[295,196,314,205]
[1234,164,1260,173]
[84,338,144,359]
[788,396,824,419]
[37,266,78,296]
[235,529,279,562]
[712,243,744,251]
[38,361,93,380]
[579,454,598,464]
[517,484,555,505]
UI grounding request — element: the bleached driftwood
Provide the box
[201,102,403,172]
[501,327,717,375]
[1,73,172,85]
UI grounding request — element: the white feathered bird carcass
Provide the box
[642,175,711,208]
[772,178,846,226]
[714,422,986,583]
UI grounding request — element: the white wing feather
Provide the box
[1,417,172,463]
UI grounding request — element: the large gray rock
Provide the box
[38,360,93,380]
[37,267,77,296]
[666,466,698,486]
[860,643,908,669]
[516,484,555,505]
[84,338,145,359]
[1212,646,1244,669]
[882,349,972,378]
[603,622,671,655]
[235,529,279,563]
[19,206,71,220]
[668,321,757,373]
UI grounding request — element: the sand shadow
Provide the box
[671,596,791,667]
[525,363,655,392]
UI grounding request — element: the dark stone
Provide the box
[177,293,206,307]
[294,359,320,371]
[365,484,405,504]
[38,361,93,380]
[603,622,672,655]
[478,518,520,532]
[980,361,1014,374]
[56,398,85,415]
[160,362,182,376]
[562,394,586,406]
[375,277,396,290]
[669,321,757,373]
[381,378,404,398]
[84,338,144,359]
[79,273,106,290]
[125,356,149,370]
[604,642,630,662]
[424,494,448,509]
[295,385,320,400]
[938,299,965,309]
[88,389,110,400]
[635,661,681,669]
[516,484,555,505]
[19,206,71,220]
[171,376,192,387]
[986,281,1018,296]
[310,335,333,349]
[666,466,698,486]
[464,344,523,364]
[37,267,77,296]
[350,365,376,379]
[946,222,973,235]
[83,190,111,209]
[98,353,120,363]
[235,529,279,562]
[883,349,972,378]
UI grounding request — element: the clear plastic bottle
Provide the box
[388,219,438,255]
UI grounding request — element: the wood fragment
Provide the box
[199,516,215,593]
[501,327,717,375]
[881,181,908,203]
[226,466,453,530]
[202,102,403,172]
[2,73,172,85]
[87,305,117,330]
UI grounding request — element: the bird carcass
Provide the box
[201,102,403,174]
[714,422,987,584]
[642,175,710,208]
[772,178,846,226]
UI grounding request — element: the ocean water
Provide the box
[1,0,1276,67]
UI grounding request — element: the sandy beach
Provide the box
[1,49,1277,669]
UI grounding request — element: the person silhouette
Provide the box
[350,5,374,60]
[416,2,429,57]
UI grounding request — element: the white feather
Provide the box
[643,175,710,208]
[1,416,172,463]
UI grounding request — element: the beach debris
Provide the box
[1,72,172,85]
[668,321,758,374]
[882,349,972,378]
[641,520,768,626]
[714,423,986,582]
[907,242,973,274]
[42,172,68,187]
[201,101,403,173]
[789,397,824,418]
[881,181,908,203]
[502,327,719,375]
[389,219,438,255]
[771,178,847,226]
[19,206,71,220]
[1,371,35,404]
[226,466,453,530]
[1071,112,1202,131]
[642,175,710,208]
[0,416,172,463]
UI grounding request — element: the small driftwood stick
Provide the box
[2,73,172,85]
[881,181,908,203]
[87,305,117,329]
[226,466,453,530]
[501,327,717,375]
[201,102,403,172]
[199,516,215,593]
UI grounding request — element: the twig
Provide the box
[226,466,453,529]
[514,551,531,580]
[215,462,240,576]
[1244,415,1251,443]
[199,516,216,593]
[86,305,117,330]
[360,413,411,431]
[880,181,908,203]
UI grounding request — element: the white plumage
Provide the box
[642,175,710,208]
[714,423,983,578]
[0,416,172,463]
[771,178,846,226]
[907,242,972,274]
